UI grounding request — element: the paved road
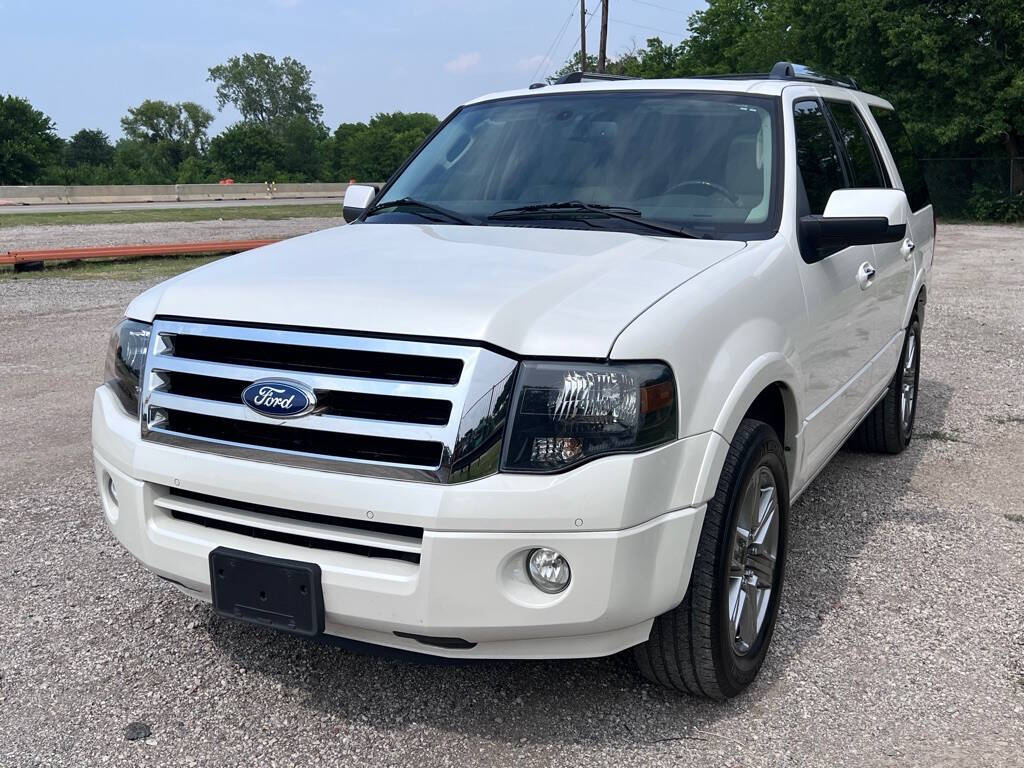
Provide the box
[1,225,1022,767]
[0,196,342,215]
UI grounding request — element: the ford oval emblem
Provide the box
[241,379,316,419]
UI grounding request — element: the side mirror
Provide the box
[342,184,378,223]
[799,189,908,263]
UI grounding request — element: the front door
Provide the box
[790,97,893,476]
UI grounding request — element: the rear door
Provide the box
[867,104,936,308]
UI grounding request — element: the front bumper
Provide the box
[92,385,711,659]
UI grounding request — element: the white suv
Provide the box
[93,63,933,698]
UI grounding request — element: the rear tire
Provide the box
[633,419,788,698]
[852,318,921,454]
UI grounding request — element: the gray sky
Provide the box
[3,0,705,139]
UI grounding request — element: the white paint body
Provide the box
[93,78,933,658]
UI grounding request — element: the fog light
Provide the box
[527,548,571,594]
[106,473,118,506]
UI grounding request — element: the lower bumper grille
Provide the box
[156,488,423,564]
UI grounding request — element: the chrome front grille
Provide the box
[141,319,518,482]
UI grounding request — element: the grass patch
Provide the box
[0,202,340,228]
[0,253,225,281]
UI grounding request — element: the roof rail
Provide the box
[537,64,859,90]
[769,61,859,90]
[554,71,638,85]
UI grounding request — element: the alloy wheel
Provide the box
[727,466,780,656]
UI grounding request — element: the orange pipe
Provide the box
[0,238,280,266]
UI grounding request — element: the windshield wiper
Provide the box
[364,197,481,225]
[488,200,704,239]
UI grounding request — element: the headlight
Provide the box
[104,319,151,416]
[501,361,677,473]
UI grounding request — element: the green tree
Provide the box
[209,122,284,181]
[208,53,324,127]
[0,94,61,184]
[120,99,213,155]
[64,129,115,167]
[333,112,439,182]
[277,115,330,181]
[118,99,214,182]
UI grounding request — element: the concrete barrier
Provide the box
[0,182,361,206]
[65,184,179,204]
[0,186,69,204]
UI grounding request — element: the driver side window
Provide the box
[793,100,845,215]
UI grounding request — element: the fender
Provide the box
[689,350,802,507]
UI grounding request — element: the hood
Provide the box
[127,223,745,357]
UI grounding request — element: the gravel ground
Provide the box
[1,224,1022,767]
[1,217,339,251]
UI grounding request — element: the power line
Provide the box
[627,0,690,15]
[610,17,686,37]
[559,4,600,73]
[532,0,578,82]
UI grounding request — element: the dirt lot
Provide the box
[0,224,1022,767]
[0,215,338,251]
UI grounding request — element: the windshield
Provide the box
[368,91,780,239]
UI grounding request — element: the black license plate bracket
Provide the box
[209,547,324,637]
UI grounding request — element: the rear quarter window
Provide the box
[869,106,931,211]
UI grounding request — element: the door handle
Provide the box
[901,238,916,261]
[856,261,876,289]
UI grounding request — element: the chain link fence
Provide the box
[920,157,1024,219]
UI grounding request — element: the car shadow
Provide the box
[205,375,952,747]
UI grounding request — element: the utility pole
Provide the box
[598,0,609,73]
[579,0,587,72]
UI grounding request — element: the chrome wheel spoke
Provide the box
[728,577,744,647]
[752,484,777,546]
[737,579,759,650]
[747,549,776,585]
[904,331,916,373]
[900,330,919,429]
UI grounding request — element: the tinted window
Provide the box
[371,92,781,239]
[870,106,931,211]
[793,100,845,215]
[826,100,886,188]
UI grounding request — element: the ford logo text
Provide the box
[241,379,316,419]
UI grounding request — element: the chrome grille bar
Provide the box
[141,319,518,483]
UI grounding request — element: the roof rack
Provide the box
[553,71,638,85]
[535,62,859,91]
[677,62,859,89]
[768,61,859,90]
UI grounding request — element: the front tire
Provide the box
[633,419,788,698]
[852,318,921,454]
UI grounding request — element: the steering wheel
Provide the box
[663,180,742,206]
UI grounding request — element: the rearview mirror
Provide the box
[342,184,378,223]
[799,189,908,263]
